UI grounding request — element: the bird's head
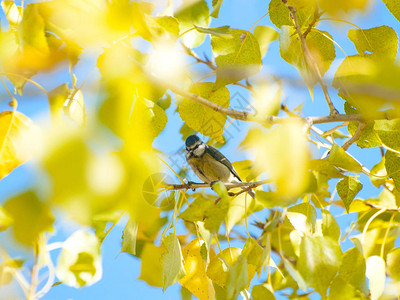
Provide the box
[185,135,206,158]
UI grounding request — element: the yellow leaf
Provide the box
[206,247,255,289]
[0,111,39,180]
[179,238,215,300]
[139,243,165,287]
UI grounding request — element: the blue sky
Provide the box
[0,0,399,299]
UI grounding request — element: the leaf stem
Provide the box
[342,122,366,151]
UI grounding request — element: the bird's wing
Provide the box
[205,145,242,182]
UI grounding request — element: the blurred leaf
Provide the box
[374,119,400,151]
[4,191,54,246]
[251,284,275,299]
[280,26,335,88]
[0,205,13,231]
[244,122,310,197]
[139,243,165,287]
[385,150,400,190]
[211,0,224,18]
[365,256,385,300]
[1,1,23,26]
[179,238,215,300]
[161,233,186,291]
[298,235,342,296]
[211,28,262,87]
[253,25,279,58]
[370,158,387,188]
[48,83,70,123]
[319,0,368,14]
[255,191,297,207]
[63,90,87,125]
[328,143,362,173]
[179,193,228,232]
[387,247,400,281]
[175,0,210,48]
[121,218,138,256]
[338,247,367,294]
[179,82,229,142]
[328,276,364,300]
[181,286,193,300]
[226,192,260,234]
[56,230,102,287]
[337,176,363,213]
[348,26,398,61]
[0,111,39,180]
[381,0,400,24]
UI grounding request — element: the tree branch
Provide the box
[165,179,271,191]
[342,122,366,151]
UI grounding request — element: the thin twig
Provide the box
[342,122,366,151]
[165,179,271,191]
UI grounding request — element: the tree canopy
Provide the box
[1,0,400,299]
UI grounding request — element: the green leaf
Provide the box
[269,0,316,28]
[374,119,400,152]
[328,143,363,173]
[4,191,54,246]
[181,286,193,300]
[336,176,363,213]
[179,82,229,141]
[161,233,186,291]
[282,259,307,291]
[56,230,102,287]
[226,255,248,300]
[194,25,231,37]
[339,248,367,294]
[328,276,364,300]
[121,218,138,256]
[381,0,400,24]
[0,205,13,231]
[280,26,335,87]
[251,284,275,300]
[0,111,39,180]
[387,247,400,281]
[298,236,342,296]
[370,158,387,188]
[321,209,340,241]
[211,0,224,18]
[48,83,70,122]
[211,29,262,87]
[253,25,279,58]
[175,0,210,47]
[286,203,317,235]
[348,26,398,61]
[139,243,165,287]
[179,194,228,232]
[226,193,260,234]
[385,150,400,190]
[344,103,381,148]
[365,256,385,300]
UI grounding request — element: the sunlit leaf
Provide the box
[161,233,186,291]
[286,203,316,235]
[56,230,102,287]
[0,205,13,232]
[4,191,53,246]
[318,0,368,15]
[251,284,275,299]
[211,0,224,18]
[370,158,387,188]
[1,1,23,26]
[269,0,316,28]
[179,82,229,142]
[298,235,342,296]
[226,255,248,299]
[374,119,400,151]
[253,25,279,58]
[0,111,39,180]
[280,26,335,88]
[328,143,362,173]
[387,247,400,281]
[179,238,215,300]
[175,0,210,48]
[139,243,165,287]
[336,176,363,213]
[211,28,262,87]
[338,247,368,294]
[385,150,400,190]
[348,26,398,61]
[121,218,138,256]
[381,0,400,24]
[365,256,385,300]
[321,209,340,241]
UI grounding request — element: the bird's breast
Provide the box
[188,153,233,183]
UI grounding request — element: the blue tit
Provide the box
[185,135,255,199]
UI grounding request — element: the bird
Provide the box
[185,135,255,199]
